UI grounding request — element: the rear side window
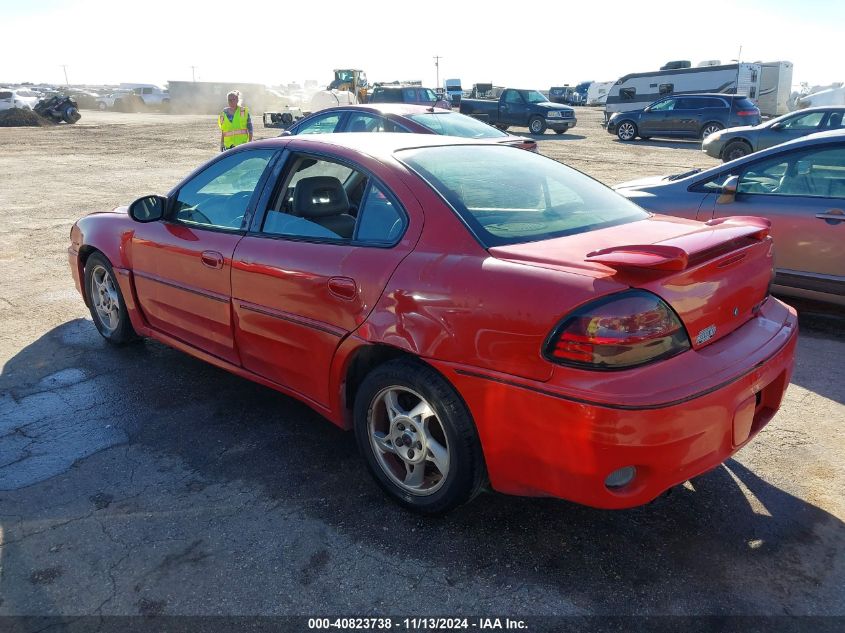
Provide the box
[399,145,647,247]
[260,155,406,244]
[407,112,507,138]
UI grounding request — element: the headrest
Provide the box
[292,176,349,218]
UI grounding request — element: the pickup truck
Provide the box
[459,88,576,134]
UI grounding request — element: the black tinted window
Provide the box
[620,88,636,100]
[734,97,757,110]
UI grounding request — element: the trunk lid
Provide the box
[488,215,774,349]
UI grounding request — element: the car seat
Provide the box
[828,112,843,129]
[292,176,356,238]
[349,119,367,132]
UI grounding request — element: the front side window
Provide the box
[738,146,845,197]
[524,91,549,103]
[296,113,342,135]
[399,145,647,247]
[260,155,406,244]
[504,90,524,105]
[402,88,417,102]
[419,88,438,102]
[649,99,676,112]
[782,112,825,129]
[172,150,274,229]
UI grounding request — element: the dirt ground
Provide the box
[0,108,843,623]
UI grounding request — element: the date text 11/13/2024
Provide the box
[307,617,528,630]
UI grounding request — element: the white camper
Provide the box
[757,61,794,116]
[604,63,762,121]
[586,81,614,106]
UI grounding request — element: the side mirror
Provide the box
[717,175,739,204]
[280,129,292,137]
[771,122,784,130]
[129,195,166,222]
[643,106,651,113]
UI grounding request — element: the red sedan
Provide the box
[68,134,798,513]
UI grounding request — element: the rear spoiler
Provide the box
[585,216,771,272]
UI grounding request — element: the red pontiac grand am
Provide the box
[68,134,798,514]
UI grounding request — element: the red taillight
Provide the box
[545,291,691,369]
[736,110,759,116]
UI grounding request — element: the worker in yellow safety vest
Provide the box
[218,90,253,151]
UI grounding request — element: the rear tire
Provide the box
[701,122,723,139]
[353,358,486,514]
[721,139,752,162]
[528,116,546,135]
[83,253,137,345]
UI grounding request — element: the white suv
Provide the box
[0,88,40,111]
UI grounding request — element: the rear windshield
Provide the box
[734,97,758,110]
[398,145,648,247]
[407,112,508,139]
[371,89,401,103]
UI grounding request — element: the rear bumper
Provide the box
[431,298,798,509]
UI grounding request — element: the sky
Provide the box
[1,0,841,90]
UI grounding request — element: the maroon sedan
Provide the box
[283,104,538,152]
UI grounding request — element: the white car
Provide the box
[95,90,131,111]
[0,88,40,111]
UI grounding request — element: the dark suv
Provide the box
[369,85,452,110]
[606,93,761,142]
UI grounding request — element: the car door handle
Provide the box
[201,250,224,269]
[815,210,845,223]
[328,276,357,300]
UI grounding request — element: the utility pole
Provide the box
[60,65,69,86]
[191,66,198,82]
[433,55,442,89]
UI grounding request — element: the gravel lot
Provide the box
[0,107,843,623]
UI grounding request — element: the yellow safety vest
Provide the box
[218,106,250,149]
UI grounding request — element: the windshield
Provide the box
[399,145,648,247]
[525,91,549,103]
[407,112,508,139]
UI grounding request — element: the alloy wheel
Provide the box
[90,265,121,334]
[367,386,451,496]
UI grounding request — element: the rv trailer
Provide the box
[604,63,762,121]
[757,61,794,116]
[586,81,614,106]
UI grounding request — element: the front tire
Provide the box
[528,116,547,135]
[83,253,137,344]
[616,120,637,141]
[353,358,486,514]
